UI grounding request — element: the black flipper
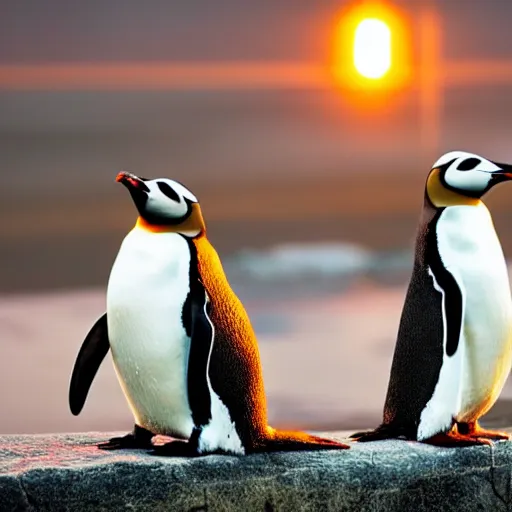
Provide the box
[187,283,213,428]
[425,215,464,359]
[154,281,214,457]
[98,424,155,450]
[69,314,110,416]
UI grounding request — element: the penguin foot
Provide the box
[255,429,350,452]
[98,425,154,450]
[350,429,390,442]
[425,428,493,447]
[350,424,406,442]
[98,434,141,450]
[457,422,511,441]
[151,440,199,457]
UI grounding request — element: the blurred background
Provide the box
[2,0,512,435]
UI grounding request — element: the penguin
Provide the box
[352,151,512,446]
[69,171,349,456]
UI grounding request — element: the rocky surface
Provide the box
[1,431,512,511]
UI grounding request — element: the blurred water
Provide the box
[0,271,403,435]
[2,242,512,435]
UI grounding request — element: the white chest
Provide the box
[437,205,509,298]
[437,205,511,328]
[437,205,512,417]
[106,228,194,437]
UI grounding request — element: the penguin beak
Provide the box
[492,162,512,179]
[116,172,149,192]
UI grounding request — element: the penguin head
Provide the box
[116,171,205,236]
[426,151,512,207]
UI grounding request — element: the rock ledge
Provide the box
[1,431,512,511]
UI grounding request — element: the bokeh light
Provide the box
[353,18,392,79]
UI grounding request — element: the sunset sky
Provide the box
[1,1,512,63]
[2,0,512,292]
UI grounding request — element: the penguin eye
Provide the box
[157,182,181,202]
[457,158,481,171]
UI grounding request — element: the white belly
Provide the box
[106,228,194,437]
[438,205,512,421]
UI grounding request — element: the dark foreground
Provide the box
[1,431,512,511]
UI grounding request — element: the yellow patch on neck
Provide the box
[135,203,206,236]
[426,169,482,207]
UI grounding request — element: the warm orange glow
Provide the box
[331,1,411,92]
[134,203,205,235]
[135,217,176,233]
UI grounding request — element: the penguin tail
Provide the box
[350,423,410,442]
[256,428,350,452]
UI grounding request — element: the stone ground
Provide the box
[1,432,512,511]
